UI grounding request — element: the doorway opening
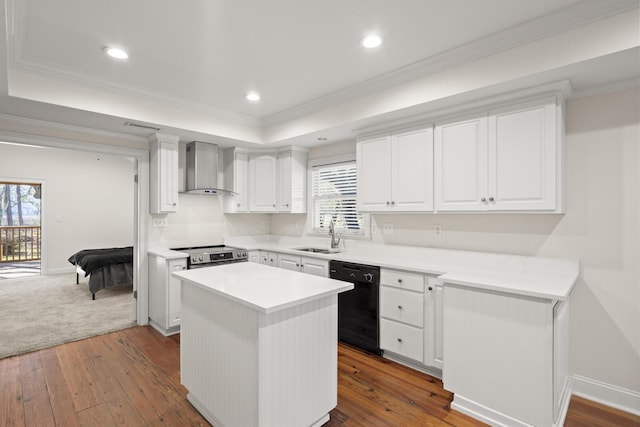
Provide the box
[0,182,41,279]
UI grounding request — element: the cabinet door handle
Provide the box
[237,203,240,207]
[481,197,487,202]
[428,286,433,291]
[285,203,289,207]
[397,338,403,343]
[386,201,390,206]
[172,203,177,206]
[489,197,495,202]
[397,278,403,283]
[272,204,276,207]
[391,201,395,205]
[397,305,403,310]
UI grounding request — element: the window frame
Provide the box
[306,154,370,239]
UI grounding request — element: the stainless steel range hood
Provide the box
[184,141,234,195]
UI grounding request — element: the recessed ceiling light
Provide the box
[361,35,382,49]
[245,92,261,102]
[104,46,129,59]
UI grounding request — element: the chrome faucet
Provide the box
[329,219,341,249]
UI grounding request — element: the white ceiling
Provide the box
[1,0,639,146]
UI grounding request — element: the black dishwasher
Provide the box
[330,260,381,355]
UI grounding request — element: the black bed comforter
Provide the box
[68,246,133,276]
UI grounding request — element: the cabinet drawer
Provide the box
[380,287,424,327]
[380,269,424,292]
[380,319,423,362]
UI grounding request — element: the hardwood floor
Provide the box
[1,326,638,426]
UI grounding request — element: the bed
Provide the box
[67,246,134,300]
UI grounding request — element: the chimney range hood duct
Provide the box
[184,141,234,195]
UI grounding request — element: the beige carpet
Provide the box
[0,272,135,359]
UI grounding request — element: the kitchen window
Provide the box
[309,155,368,237]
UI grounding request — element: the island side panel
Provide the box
[258,295,338,427]
[442,284,554,427]
[181,282,259,427]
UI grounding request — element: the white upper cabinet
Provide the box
[357,135,392,211]
[391,128,434,212]
[277,148,308,213]
[222,147,249,213]
[357,128,434,212]
[223,146,307,214]
[434,116,488,212]
[149,133,179,214]
[488,98,559,211]
[249,153,278,212]
[435,96,563,212]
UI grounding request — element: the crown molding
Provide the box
[0,111,149,145]
[8,55,264,129]
[264,0,639,127]
[569,76,640,99]
[353,80,572,139]
[0,127,149,159]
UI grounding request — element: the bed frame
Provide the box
[69,247,134,300]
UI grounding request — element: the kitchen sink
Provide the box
[293,247,341,254]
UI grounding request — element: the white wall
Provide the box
[271,88,640,396]
[0,143,135,273]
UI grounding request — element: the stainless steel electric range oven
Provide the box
[171,245,248,269]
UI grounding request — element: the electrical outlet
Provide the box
[383,223,393,234]
[434,224,442,237]
[152,217,168,227]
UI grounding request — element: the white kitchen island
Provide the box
[172,262,353,427]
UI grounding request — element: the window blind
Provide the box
[311,161,364,236]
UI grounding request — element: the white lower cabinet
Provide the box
[301,257,328,277]
[253,250,328,276]
[380,319,424,361]
[248,249,260,263]
[380,269,444,372]
[380,268,425,363]
[442,284,570,426]
[259,251,278,266]
[277,253,300,271]
[277,253,328,277]
[148,254,187,336]
[381,286,424,327]
[424,277,444,370]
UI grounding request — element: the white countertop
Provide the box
[148,247,189,259]
[172,262,353,314]
[224,236,579,301]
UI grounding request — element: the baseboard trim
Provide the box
[451,395,532,427]
[187,393,224,427]
[382,351,442,379]
[451,383,571,427]
[149,320,180,337]
[44,266,76,275]
[571,374,640,416]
